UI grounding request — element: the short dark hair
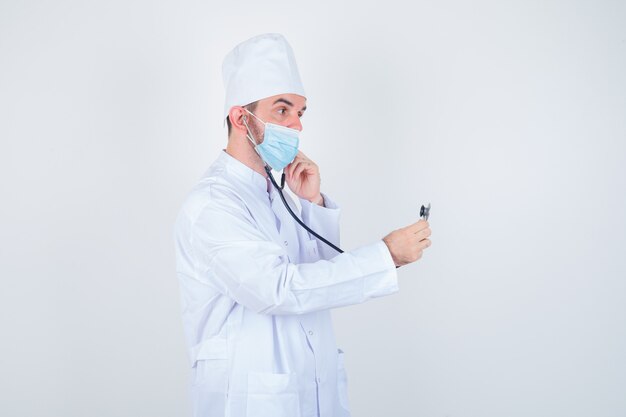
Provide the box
[226,101,259,137]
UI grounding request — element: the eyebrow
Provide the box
[272,98,307,112]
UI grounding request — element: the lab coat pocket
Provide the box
[337,348,351,412]
[191,337,229,391]
[190,339,229,416]
[195,358,229,390]
[246,371,301,417]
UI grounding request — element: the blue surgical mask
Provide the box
[243,109,300,171]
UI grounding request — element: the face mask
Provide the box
[242,108,300,171]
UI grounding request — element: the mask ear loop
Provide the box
[242,112,278,181]
[241,113,259,147]
[244,108,266,125]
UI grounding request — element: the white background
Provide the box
[1,0,625,416]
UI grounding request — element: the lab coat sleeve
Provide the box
[189,185,398,316]
[298,191,341,261]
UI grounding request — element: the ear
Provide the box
[229,106,248,135]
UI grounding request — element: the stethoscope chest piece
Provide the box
[420,203,431,221]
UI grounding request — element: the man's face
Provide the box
[246,93,307,144]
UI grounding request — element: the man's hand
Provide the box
[285,151,322,204]
[383,220,432,267]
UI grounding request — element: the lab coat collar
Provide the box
[217,149,271,198]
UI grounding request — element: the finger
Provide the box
[418,238,431,250]
[290,158,307,177]
[303,161,318,175]
[410,230,429,246]
[414,227,431,241]
[288,160,302,177]
[292,162,308,180]
[286,161,301,182]
[300,160,315,172]
[407,219,429,234]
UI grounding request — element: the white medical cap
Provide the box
[222,33,306,125]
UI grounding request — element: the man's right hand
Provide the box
[382,219,432,267]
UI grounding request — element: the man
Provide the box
[174,33,432,417]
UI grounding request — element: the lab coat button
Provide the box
[308,330,313,336]
[284,240,288,246]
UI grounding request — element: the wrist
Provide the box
[311,193,324,206]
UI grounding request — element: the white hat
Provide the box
[222,33,306,125]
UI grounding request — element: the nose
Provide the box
[289,115,303,132]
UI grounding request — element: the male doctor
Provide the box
[174,33,432,417]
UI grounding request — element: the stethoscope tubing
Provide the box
[264,165,403,269]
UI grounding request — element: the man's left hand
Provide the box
[285,151,323,205]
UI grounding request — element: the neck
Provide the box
[225,133,271,191]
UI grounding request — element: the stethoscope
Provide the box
[243,112,431,268]
[264,164,431,269]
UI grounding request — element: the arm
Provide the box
[189,185,398,316]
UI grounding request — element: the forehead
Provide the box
[259,93,307,110]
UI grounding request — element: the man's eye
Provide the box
[278,108,287,115]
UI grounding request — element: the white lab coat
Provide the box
[174,149,399,417]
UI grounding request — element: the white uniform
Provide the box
[174,149,399,417]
